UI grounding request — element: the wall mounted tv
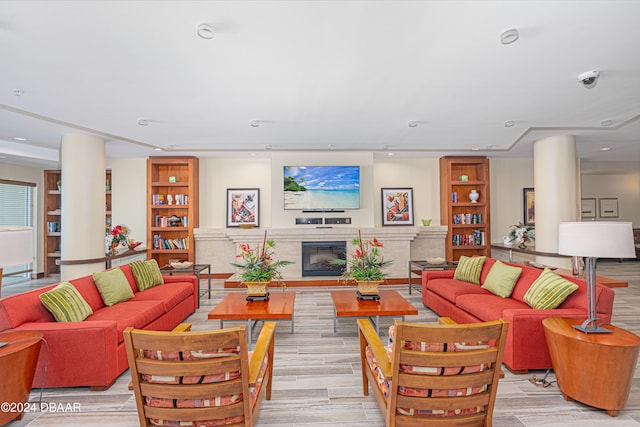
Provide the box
[284,166,360,211]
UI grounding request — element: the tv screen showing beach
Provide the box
[283,166,360,210]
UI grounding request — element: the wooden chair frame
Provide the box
[358,317,508,427]
[124,322,275,427]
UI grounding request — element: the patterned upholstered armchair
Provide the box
[124,322,275,427]
[358,317,508,427]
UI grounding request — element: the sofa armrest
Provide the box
[423,270,456,282]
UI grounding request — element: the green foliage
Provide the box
[330,230,392,283]
[284,176,307,192]
[230,231,293,289]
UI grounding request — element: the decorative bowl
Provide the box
[170,261,193,269]
[425,257,446,265]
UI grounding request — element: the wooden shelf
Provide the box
[147,156,199,267]
[44,169,113,277]
[439,156,491,261]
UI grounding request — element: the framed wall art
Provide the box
[227,188,259,227]
[523,188,535,226]
[599,198,619,218]
[580,198,597,219]
[381,188,414,226]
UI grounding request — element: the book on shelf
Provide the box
[452,230,485,246]
[452,213,482,224]
[153,234,189,250]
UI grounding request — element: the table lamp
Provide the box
[558,221,635,333]
[0,226,34,297]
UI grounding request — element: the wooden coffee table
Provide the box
[331,289,418,334]
[208,292,295,346]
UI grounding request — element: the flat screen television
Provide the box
[284,165,360,211]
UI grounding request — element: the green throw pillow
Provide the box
[481,260,522,298]
[40,281,93,322]
[92,268,134,306]
[453,256,486,285]
[130,259,164,291]
[524,268,579,309]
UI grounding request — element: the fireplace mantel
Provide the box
[195,226,447,279]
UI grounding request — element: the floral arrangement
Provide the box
[108,224,130,245]
[331,230,392,282]
[509,222,535,247]
[230,231,293,289]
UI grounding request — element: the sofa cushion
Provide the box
[481,260,522,298]
[523,268,579,309]
[426,278,491,304]
[456,294,530,321]
[86,300,166,343]
[130,259,164,291]
[453,256,486,284]
[132,282,194,311]
[39,281,93,322]
[92,268,135,306]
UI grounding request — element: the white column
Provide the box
[534,135,579,268]
[60,134,106,280]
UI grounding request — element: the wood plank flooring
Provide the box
[4,259,640,426]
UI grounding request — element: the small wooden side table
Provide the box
[543,317,640,416]
[0,331,44,425]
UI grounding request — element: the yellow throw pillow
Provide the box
[130,259,164,291]
[524,268,579,309]
[481,260,522,298]
[453,256,486,285]
[40,281,93,322]
[92,268,134,306]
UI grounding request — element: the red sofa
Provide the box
[421,258,615,373]
[0,263,198,389]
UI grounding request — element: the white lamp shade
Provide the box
[0,226,34,267]
[558,221,635,258]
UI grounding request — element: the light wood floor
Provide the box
[5,259,640,426]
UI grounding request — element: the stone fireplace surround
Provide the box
[195,226,447,280]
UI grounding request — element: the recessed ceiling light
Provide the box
[154,147,163,151]
[500,28,519,45]
[13,137,27,141]
[197,23,215,39]
[471,147,480,151]
[600,147,611,151]
[13,89,24,96]
[408,120,418,127]
[504,120,515,127]
[387,152,395,156]
[137,118,149,126]
[250,120,260,127]
[601,120,613,127]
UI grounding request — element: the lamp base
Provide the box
[573,318,612,334]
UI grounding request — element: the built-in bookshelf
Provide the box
[43,169,112,277]
[146,156,199,267]
[439,156,491,261]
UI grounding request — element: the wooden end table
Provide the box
[0,331,44,425]
[543,317,640,416]
[208,292,295,347]
[331,289,418,334]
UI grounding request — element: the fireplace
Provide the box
[301,241,346,277]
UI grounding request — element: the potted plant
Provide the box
[230,231,293,299]
[509,222,535,249]
[331,230,392,298]
[107,224,130,254]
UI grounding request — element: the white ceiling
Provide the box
[1,0,639,168]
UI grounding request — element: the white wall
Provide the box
[0,161,45,274]
[581,172,640,226]
[489,158,534,242]
[106,158,147,245]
